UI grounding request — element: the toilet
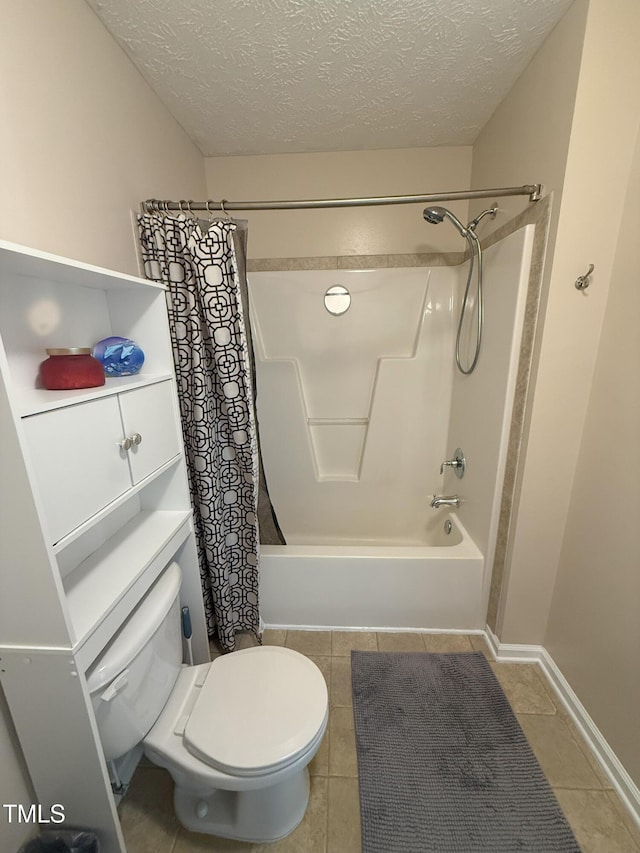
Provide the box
[86,562,329,843]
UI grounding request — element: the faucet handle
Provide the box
[439,448,466,479]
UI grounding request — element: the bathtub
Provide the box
[259,514,484,631]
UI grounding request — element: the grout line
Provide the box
[326,772,360,778]
[605,791,640,852]
[515,710,557,715]
[324,766,330,853]
[553,785,619,791]
[167,826,180,853]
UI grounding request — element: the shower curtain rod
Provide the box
[141,183,542,214]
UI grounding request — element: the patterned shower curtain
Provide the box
[137,212,260,651]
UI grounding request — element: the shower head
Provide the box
[423,206,446,225]
[423,206,468,237]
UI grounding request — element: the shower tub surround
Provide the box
[249,228,534,630]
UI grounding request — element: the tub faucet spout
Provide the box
[430,494,460,509]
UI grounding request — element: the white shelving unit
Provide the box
[0,240,209,852]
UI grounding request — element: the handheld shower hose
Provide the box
[423,204,496,374]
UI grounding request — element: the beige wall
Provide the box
[205,147,472,258]
[473,0,588,636]
[544,125,640,784]
[469,0,587,235]
[0,1,206,275]
[494,0,640,644]
[0,2,206,847]
[470,0,589,634]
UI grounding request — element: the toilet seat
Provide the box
[144,648,328,787]
[185,646,328,776]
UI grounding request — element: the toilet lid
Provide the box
[184,646,328,775]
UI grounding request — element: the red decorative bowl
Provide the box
[39,348,106,390]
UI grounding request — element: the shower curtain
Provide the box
[137,212,279,651]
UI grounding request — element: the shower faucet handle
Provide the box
[439,448,466,479]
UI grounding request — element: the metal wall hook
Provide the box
[575,264,594,290]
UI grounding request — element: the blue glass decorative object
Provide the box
[93,336,145,376]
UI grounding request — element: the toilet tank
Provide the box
[86,562,184,760]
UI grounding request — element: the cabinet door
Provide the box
[118,381,182,484]
[22,397,132,544]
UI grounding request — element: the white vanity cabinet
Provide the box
[118,381,183,484]
[0,241,209,853]
[24,380,182,544]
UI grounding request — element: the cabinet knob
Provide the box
[118,437,132,451]
[130,433,143,446]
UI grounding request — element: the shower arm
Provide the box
[468,203,498,231]
[141,185,542,214]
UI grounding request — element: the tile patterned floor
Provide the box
[119,631,640,853]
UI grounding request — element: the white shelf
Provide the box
[64,509,192,651]
[18,372,175,417]
[0,239,163,291]
[53,454,182,554]
[0,240,208,853]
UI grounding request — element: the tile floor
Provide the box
[119,631,640,853]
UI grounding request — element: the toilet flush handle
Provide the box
[99,669,130,703]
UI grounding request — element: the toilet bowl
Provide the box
[86,563,328,843]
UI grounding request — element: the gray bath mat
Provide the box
[351,651,581,853]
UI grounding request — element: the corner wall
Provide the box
[0,0,206,275]
[469,0,589,635]
[473,0,640,795]
[493,0,640,644]
[469,0,587,240]
[544,124,640,787]
[0,3,207,848]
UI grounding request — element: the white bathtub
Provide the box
[259,514,484,631]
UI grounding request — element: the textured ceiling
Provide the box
[86,0,573,157]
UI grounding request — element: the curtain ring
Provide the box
[220,198,231,219]
[206,200,218,223]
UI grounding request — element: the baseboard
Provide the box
[485,625,640,830]
[264,623,486,635]
[484,626,545,662]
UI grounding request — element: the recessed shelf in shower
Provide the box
[307,417,369,481]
